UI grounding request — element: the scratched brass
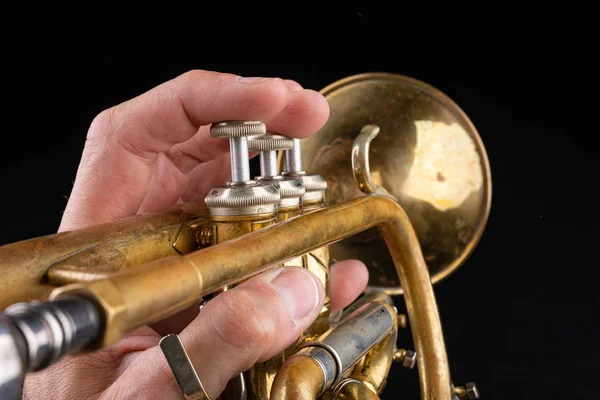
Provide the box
[0,204,210,309]
[299,73,492,294]
[249,198,330,399]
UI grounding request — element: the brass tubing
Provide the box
[50,195,451,399]
[348,317,398,394]
[0,208,209,309]
[267,355,323,400]
[271,301,398,400]
[332,379,381,400]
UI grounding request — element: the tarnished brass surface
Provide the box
[284,218,330,340]
[274,243,330,398]
[249,197,323,399]
[209,211,279,400]
[301,246,330,337]
[277,206,302,221]
[196,224,214,248]
[247,354,285,400]
[211,213,278,244]
[295,196,330,340]
[295,72,492,294]
[272,299,398,400]
[349,321,397,394]
[0,205,209,309]
[269,355,323,400]
[332,379,380,400]
[173,220,211,255]
[352,125,397,201]
[50,195,452,399]
[302,198,326,213]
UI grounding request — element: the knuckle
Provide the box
[179,69,207,81]
[88,107,115,138]
[209,288,278,352]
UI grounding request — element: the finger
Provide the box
[22,325,162,399]
[264,88,330,137]
[284,79,304,92]
[181,153,232,204]
[100,71,292,158]
[112,72,326,165]
[149,259,369,337]
[61,71,307,230]
[170,89,330,202]
[85,71,292,193]
[329,260,369,312]
[138,151,233,213]
[128,266,325,399]
[165,86,329,173]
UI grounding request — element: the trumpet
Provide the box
[0,72,491,399]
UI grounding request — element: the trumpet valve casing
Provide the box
[279,139,330,340]
[205,121,281,244]
[248,134,306,221]
[282,139,327,211]
[204,183,280,242]
[280,140,331,336]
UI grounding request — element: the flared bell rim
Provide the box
[317,72,492,294]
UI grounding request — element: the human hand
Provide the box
[59,70,331,232]
[24,261,367,399]
[23,70,369,399]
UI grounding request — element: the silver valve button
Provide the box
[247,134,305,208]
[205,121,280,216]
[248,134,294,179]
[282,138,327,204]
[210,120,266,184]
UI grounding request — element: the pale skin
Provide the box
[23,70,369,399]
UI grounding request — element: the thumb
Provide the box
[119,266,325,399]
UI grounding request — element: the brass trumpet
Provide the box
[0,73,491,399]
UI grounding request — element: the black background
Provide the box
[2,8,597,400]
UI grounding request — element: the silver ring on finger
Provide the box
[159,333,212,400]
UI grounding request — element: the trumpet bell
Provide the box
[297,73,492,294]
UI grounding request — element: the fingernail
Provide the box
[238,76,269,83]
[271,268,320,320]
